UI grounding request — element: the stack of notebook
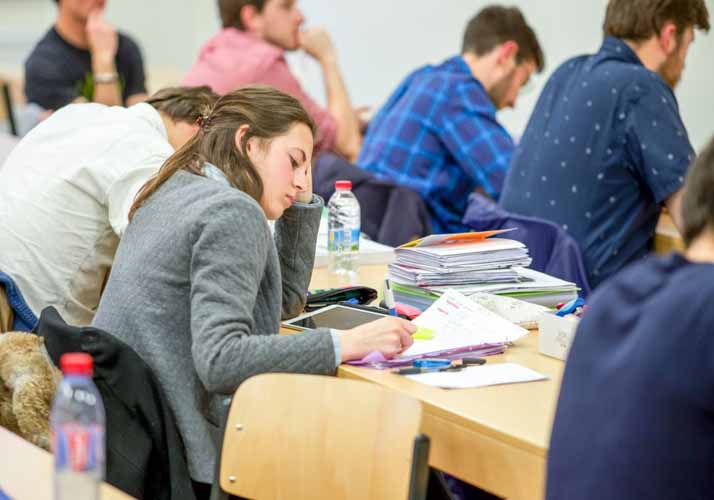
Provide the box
[389,230,578,309]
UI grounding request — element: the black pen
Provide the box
[394,365,465,376]
[461,357,487,366]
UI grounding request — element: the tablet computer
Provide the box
[282,304,388,332]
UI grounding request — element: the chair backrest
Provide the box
[314,153,432,246]
[213,373,429,500]
[463,193,592,297]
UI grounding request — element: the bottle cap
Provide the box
[335,180,352,190]
[60,353,93,377]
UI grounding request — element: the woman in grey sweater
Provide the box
[92,86,415,494]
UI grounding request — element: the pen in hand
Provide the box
[384,278,398,316]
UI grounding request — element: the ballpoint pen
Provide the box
[383,278,398,316]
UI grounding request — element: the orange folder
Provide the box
[399,228,516,248]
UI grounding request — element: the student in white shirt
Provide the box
[0,86,218,325]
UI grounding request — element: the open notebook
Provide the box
[347,290,528,368]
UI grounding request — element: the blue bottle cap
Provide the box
[413,358,451,369]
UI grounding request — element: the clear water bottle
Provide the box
[51,353,105,500]
[328,180,361,283]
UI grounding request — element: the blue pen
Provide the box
[383,278,398,316]
[413,358,451,369]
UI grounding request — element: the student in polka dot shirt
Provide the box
[500,0,709,288]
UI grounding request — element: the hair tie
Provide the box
[197,113,213,132]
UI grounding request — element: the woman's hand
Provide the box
[337,317,416,362]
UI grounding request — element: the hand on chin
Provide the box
[295,191,312,204]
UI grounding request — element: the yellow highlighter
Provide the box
[412,327,434,340]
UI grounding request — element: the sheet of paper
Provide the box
[406,363,547,389]
[402,290,528,357]
[470,293,550,329]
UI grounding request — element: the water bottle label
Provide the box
[328,227,342,252]
[347,228,360,251]
[53,423,104,472]
[328,228,360,252]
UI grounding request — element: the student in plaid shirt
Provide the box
[357,6,544,234]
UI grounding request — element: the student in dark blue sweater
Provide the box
[547,134,714,500]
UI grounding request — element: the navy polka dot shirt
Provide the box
[501,37,694,287]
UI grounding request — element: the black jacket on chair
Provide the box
[37,307,196,500]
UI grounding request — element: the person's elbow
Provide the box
[194,359,241,395]
[281,290,307,320]
[334,129,362,163]
[192,338,246,394]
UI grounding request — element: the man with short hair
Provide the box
[500,0,710,287]
[357,6,544,234]
[547,136,714,500]
[183,0,361,160]
[25,0,147,110]
[0,86,218,325]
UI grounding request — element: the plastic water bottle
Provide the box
[327,180,361,283]
[51,353,105,500]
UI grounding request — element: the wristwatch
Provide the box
[93,72,119,84]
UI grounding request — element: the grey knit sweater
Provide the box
[92,170,336,482]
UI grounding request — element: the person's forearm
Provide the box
[126,93,148,106]
[275,196,323,318]
[320,57,361,161]
[91,54,122,106]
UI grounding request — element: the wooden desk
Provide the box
[0,426,134,500]
[310,265,563,500]
[655,213,684,254]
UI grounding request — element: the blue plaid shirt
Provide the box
[357,56,514,234]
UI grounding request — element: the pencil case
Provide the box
[305,286,378,311]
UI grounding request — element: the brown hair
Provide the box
[129,85,316,221]
[145,86,219,125]
[218,0,266,30]
[462,6,545,73]
[682,137,714,246]
[604,0,710,42]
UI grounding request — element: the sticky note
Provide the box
[412,327,434,340]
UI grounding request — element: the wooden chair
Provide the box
[211,373,430,500]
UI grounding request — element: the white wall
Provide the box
[1,0,712,149]
[291,0,714,150]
